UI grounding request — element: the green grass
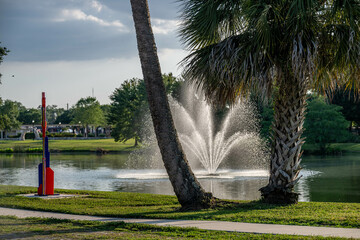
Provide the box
[0,139,137,153]
[303,143,360,154]
[0,216,345,240]
[1,185,359,229]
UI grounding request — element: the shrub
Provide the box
[26,148,42,153]
[76,134,84,137]
[7,133,21,138]
[0,148,13,153]
[304,97,349,153]
[88,133,95,137]
[25,132,35,139]
[99,133,106,137]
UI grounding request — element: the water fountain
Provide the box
[169,86,267,174]
[128,84,269,176]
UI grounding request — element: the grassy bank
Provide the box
[302,143,360,154]
[0,139,137,153]
[1,185,359,229]
[0,216,345,240]
[1,139,360,154]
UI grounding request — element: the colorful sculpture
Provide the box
[37,92,54,195]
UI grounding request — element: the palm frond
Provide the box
[178,0,244,50]
[181,33,274,105]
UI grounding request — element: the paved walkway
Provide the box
[0,207,359,239]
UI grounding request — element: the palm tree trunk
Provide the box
[260,72,307,204]
[130,0,212,209]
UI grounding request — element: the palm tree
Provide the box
[130,0,213,209]
[179,0,360,204]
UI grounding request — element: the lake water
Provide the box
[0,153,359,202]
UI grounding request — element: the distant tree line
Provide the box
[0,73,182,141]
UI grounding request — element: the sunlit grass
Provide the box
[1,185,359,229]
[0,139,137,153]
[0,216,345,240]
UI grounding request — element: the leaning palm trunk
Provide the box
[130,0,212,209]
[260,73,308,204]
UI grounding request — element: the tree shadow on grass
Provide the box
[0,218,128,239]
[113,200,288,221]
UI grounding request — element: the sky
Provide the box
[0,0,188,108]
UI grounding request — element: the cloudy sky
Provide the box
[0,0,187,108]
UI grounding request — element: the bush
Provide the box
[98,133,106,137]
[47,132,76,138]
[26,148,42,153]
[25,132,35,139]
[88,133,95,137]
[7,133,21,138]
[76,134,84,137]
[304,96,349,153]
[0,148,13,153]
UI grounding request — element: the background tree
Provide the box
[0,99,21,137]
[179,0,360,203]
[72,97,105,137]
[45,105,65,124]
[327,86,360,133]
[108,78,147,146]
[55,109,74,124]
[109,74,182,146]
[0,43,9,84]
[304,95,349,153]
[130,0,213,209]
[18,108,42,125]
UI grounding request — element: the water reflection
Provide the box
[0,153,359,202]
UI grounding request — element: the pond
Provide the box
[0,153,359,202]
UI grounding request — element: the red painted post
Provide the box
[41,92,46,195]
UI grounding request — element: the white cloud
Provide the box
[55,9,127,32]
[91,0,103,12]
[152,18,180,35]
[0,49,187,108]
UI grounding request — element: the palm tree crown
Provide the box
[180,0,360,104]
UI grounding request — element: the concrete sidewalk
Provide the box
[0,207,359,239]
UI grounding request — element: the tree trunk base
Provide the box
[179,192,214,211]
[260,186,299,204]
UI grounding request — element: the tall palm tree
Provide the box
[130,0,213,209]
[179,0,360,204]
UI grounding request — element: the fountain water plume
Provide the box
[130,84,268,174]
[168,84,268,174]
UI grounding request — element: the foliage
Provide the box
[179,0,360,102]
[0,185,359,229]
[18,108,41,125]
[47,132,76,138]
[25,132,35,139]
[55,109,74,124]
[72,97,105,136]
[108,73,182,146]
[327,85,360,130]
[108,78,147,146]
[45,105,65,124]
[0,43,9,83]
[0,99,21,132]
[304,96,349,153]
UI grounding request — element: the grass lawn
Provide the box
[1,139,359,154]
[0,216,346,240]
[0,139,137,153]
[0,185,359,229]
[303,143,360,154]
